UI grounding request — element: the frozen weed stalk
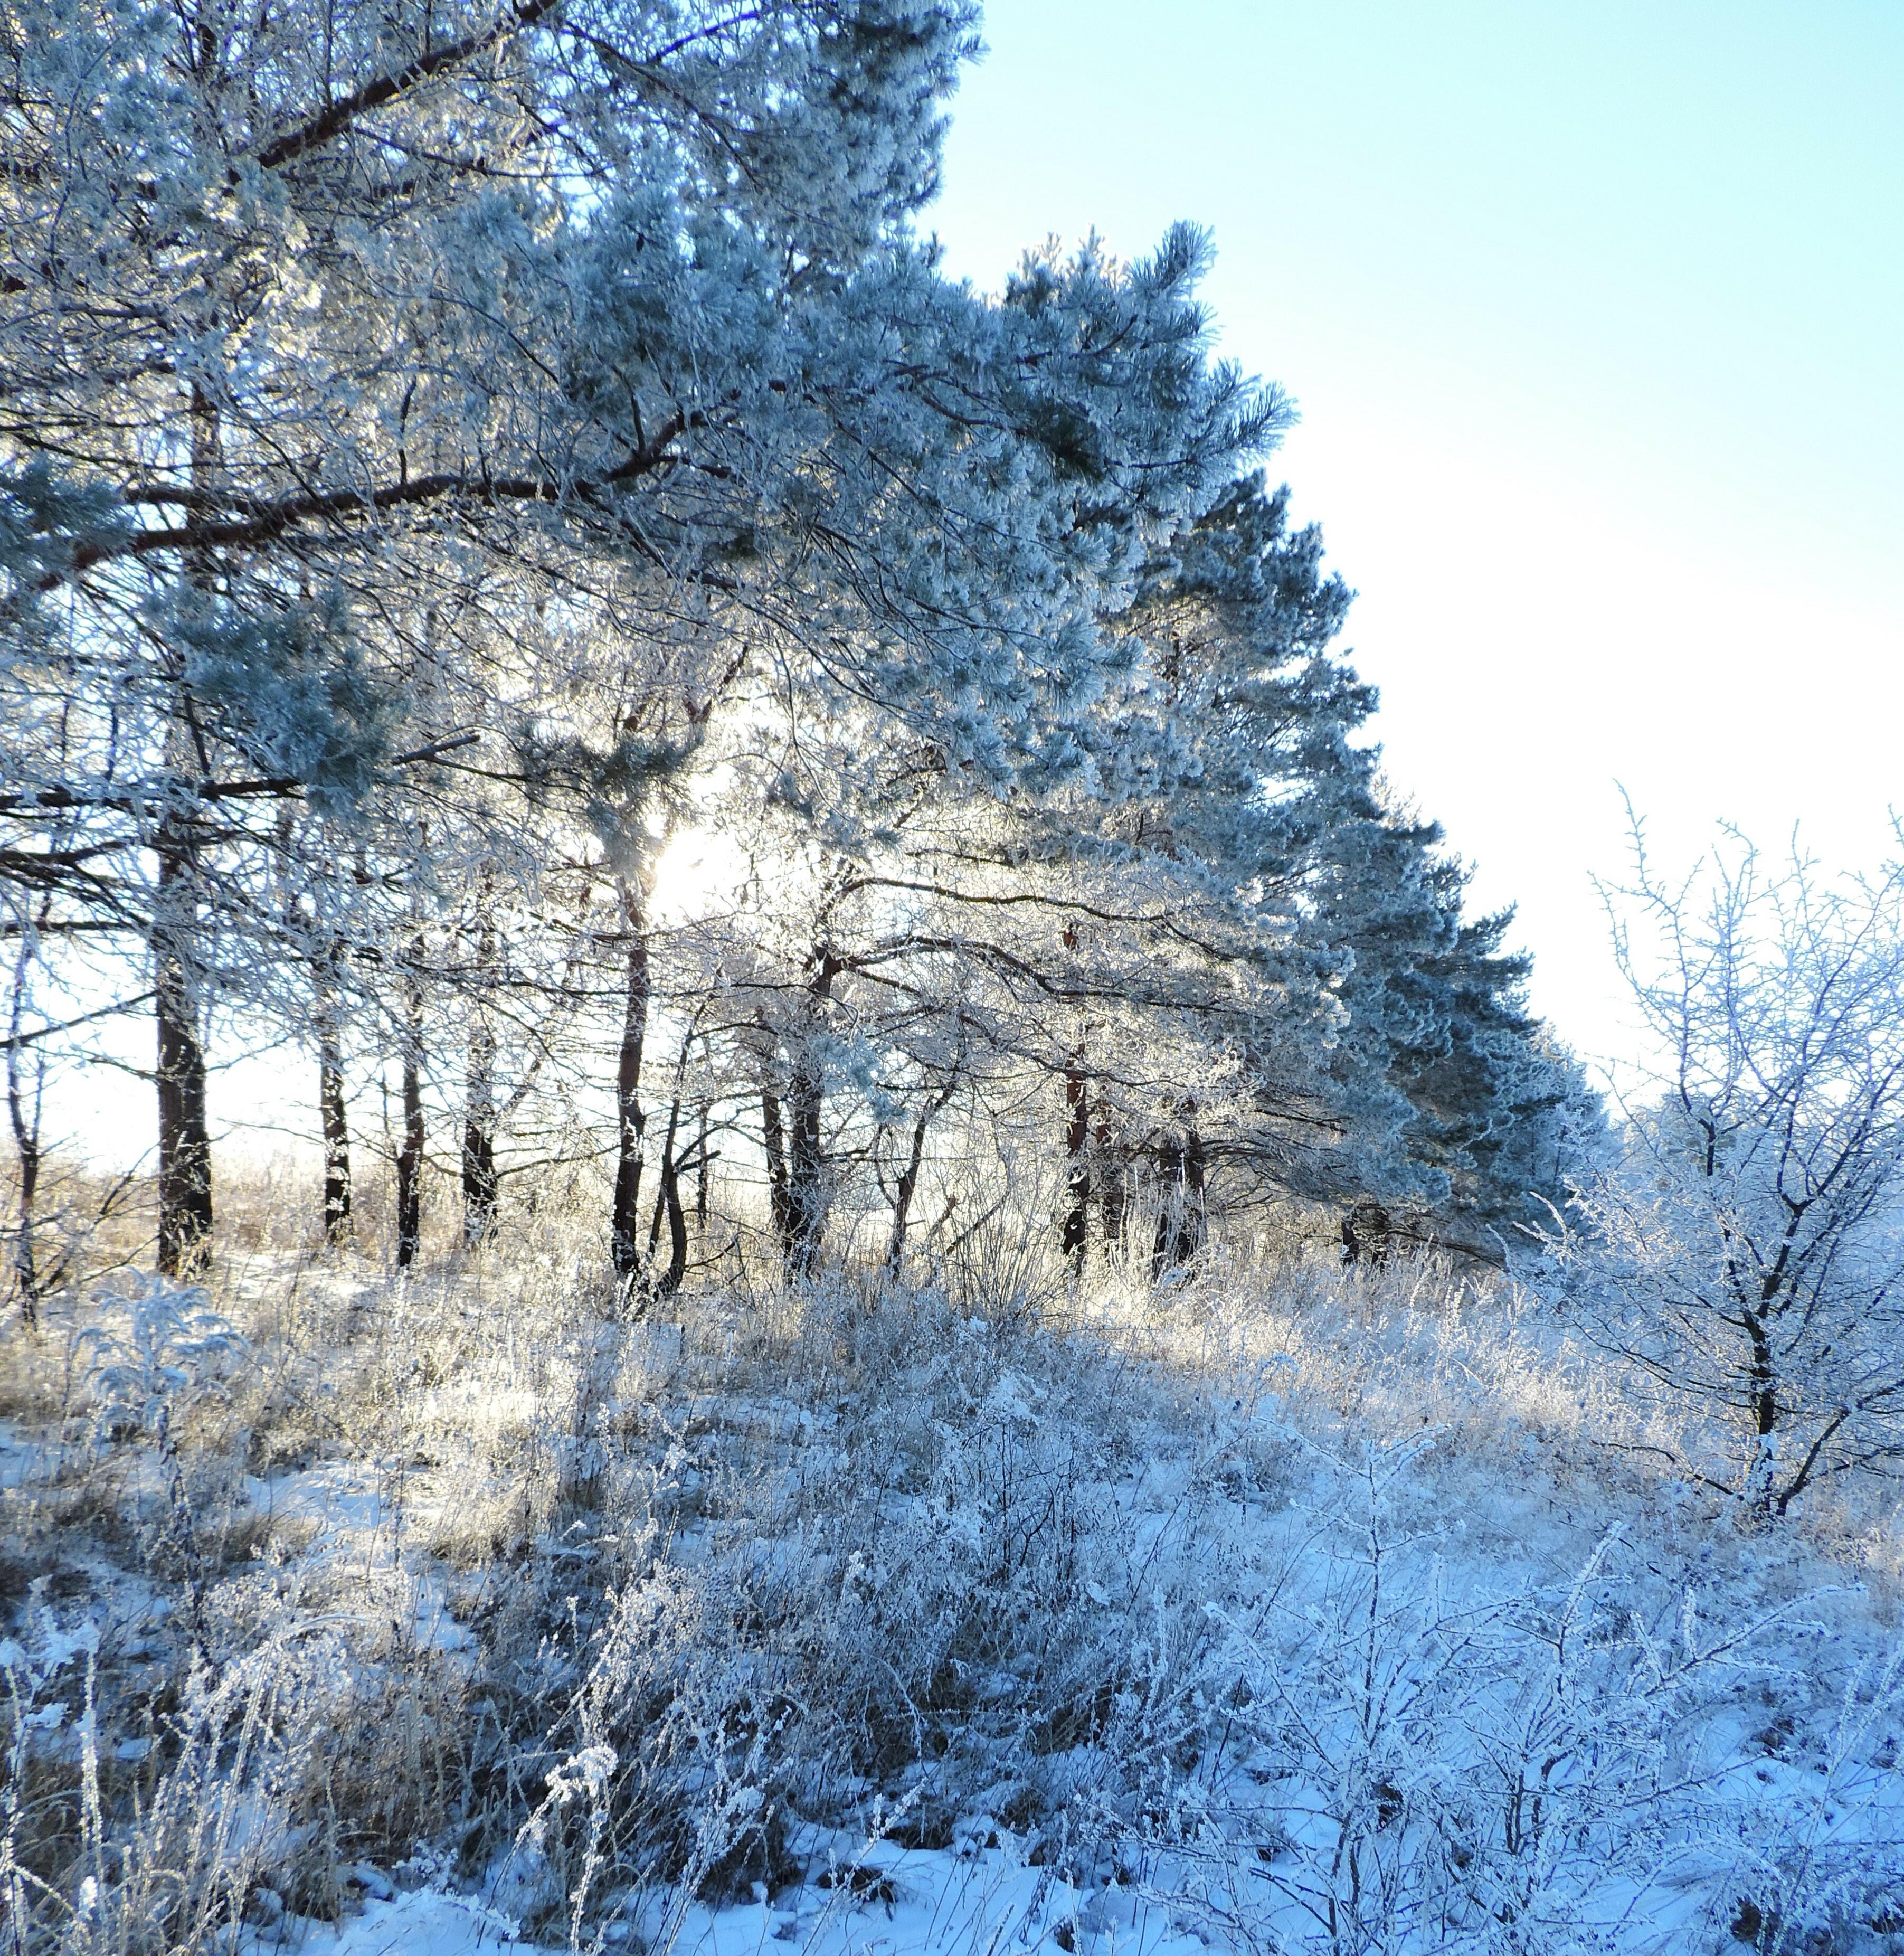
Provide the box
[0,1600,345,1956]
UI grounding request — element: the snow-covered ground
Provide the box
[299,1837,1219,1956]
[5,1251,1903,1954]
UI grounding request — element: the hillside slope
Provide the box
[2,1229,1900,1954]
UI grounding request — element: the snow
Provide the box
[13,1259,1904,1955]
[288,1838,1214,1956]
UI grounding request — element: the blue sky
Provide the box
[927,0,1904,1071]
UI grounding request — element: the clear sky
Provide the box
[926,0,1904,1074]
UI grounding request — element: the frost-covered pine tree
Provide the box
[3,0,1273,1267]
[1087,475,1599,1256]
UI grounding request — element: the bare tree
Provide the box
[1548,815,1904,1518]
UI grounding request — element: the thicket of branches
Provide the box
[1,0,1602,1306]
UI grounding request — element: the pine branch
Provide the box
[252,0,565,171]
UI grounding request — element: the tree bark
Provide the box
[760,1080,791,1254]
[1341,1199,1392,1268]
[609,873,649,1279]
[316,951,352,1244]
[1745,1310,1780,1515]
[7,1102,40,1326]
[783,950,839,1279]
[695,1099,709,1229]
[395,943,425,1268]
[460,892,499,1246]
[461,1031,497,1244]
[1150,1134,1183,1281]
[6,940,42,1325]
[1097,1108,1126,1250]
[1060,1047,1089,1262]
[1174,1119,1207,1265]
[644,1090,688,1302]
[786,1053,825,1278]
[154,386,220,1280]
[319,1040,352,1244]
[154,817,212,1278]
[885,1109,934,1276]
[1150,1113,1207,1277]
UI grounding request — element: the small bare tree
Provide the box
[1552,813,1904,1518]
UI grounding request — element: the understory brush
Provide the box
[1,1208,1900,1953]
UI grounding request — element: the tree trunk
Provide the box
[1098,1109,1126,1250]
[461,1025,498,1246]
[319,1041,351,1244]
[316,954,352,1244]
[1745,1312,1780,1515]
[460,882,499,1247]
[1150,1134,1183,1281]
[644,1091,689,1302]
[657,1158,688,1301]
[761,1080,791,1254]
[784,951,838,1280]
[154,383,220,1280]
[154,818,213,1278]
[7,1112,40,1327]
[609,874,649,1279]
[885,1112,931,1275]
[785,1048,825,1280]
[1060,1048,1089,1262]
[6,941,42,1326]
[1172,1120,1207,1265]
[1341,1199,1392,1268]
[396,954,424,1268]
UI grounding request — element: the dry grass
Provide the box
[2,1159,1901,1951]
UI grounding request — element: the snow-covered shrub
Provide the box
[451,1277,1259,1937]
[1540,828,1904,1520]
[74,1275,245,1453]
[1173,1443,1727,1951]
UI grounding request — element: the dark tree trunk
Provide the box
[1341,1199,1392,1268]
[316,958,352,1244]
[695,1101,709,1228]
[643,1091,688,1302]
[395,959,424,1268]
[154,820,212,1278]
[652,1151,688,1302]
[1060,1048,1089,1262]
[1173,1121,1207,1265]
[5,952,42,1326]
[609,875,649,1279]
[1098,1110,1126,1250]
[461,894,498,1246]
[461,1052,497,1245]
[6,1093,40,1326]
[1746,1311,1779,1513]
[785,1050,825,1279]
[760,1081,791,1253]
[885,1113,930,1276]
[647,1092,681,1258]
[319,1042,352,1244]
[1151,1135,1183,1281]
[156,388,219,1281]
[783,951,838,1280]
